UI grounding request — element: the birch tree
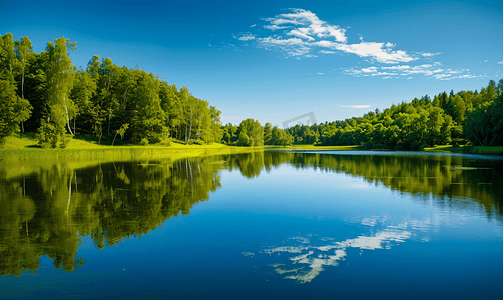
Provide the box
[45,36,76,136]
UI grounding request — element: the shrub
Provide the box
[160,138,172,147]
[140,138,149,146]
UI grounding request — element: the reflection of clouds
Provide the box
[259,220,413,283]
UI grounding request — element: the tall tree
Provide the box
[0,33,31,143]
[45,36,76,136]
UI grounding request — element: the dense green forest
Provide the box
[286,81,503,149]
[1,33,502,149]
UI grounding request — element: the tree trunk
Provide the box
[63,96,74,135]
[98,126,103,145]
[112,132,118,146]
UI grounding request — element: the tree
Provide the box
[237,131,250,146]
[0,33,32,144]
[45,36,77,137]
[129,70,165,144]
[112,123,129,146]
[209,106,223,143]
[264,122,272,144]
[237,119,263,146]
[14,36,33,132]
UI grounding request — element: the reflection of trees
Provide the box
[227,151,265,178]
[1,151,502,276]
[0,155,226,276]
[266,151,503,217]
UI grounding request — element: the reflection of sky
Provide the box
[256,218,423,283]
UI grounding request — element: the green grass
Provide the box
[2,134,502,162]
[470,146,503,154]
[266,144,360,151]
[423,145,468,153]
[0,133,263,162]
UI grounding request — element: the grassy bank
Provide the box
[0,134,263,162]
[269,144,503,155]
[0,134,264,180]
[266,145,360,151]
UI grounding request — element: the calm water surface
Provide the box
[1,151,503,299]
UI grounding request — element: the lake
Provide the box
[1,150,503,299]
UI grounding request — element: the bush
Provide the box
[160,138,172,147]
[140,138,149,146]
[148,133,162,144]
[59,134,72,148]
[37,123,59,148]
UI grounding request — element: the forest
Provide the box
[1,33,502,149]
[286,82,503,149]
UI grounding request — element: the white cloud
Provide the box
[498,61,503,64]
[288,29,315,41]
[269,8,347,42]
[253,9,417,63]
[334,42,415,64]
[420,52,441,57]
[344,64,478,81]
[340,105,371,108]
[317,72,325,75]
[263,25,287,31]
[382,65,411,70]
[237,34,256,41]
[259,36,306,46]
[361,67,377,73]
[236,8,478,78]
[258,36,310,56]
[371,72,397,76]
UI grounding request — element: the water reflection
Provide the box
[0,155,227,276]
[1,151,502,277]
[260,218,413,283]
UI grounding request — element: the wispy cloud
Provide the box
[232,8,481,81]
[420,52,442,57]
[340,105,371,108]
[344,63,478,81]
[498,61,503,64]
[233,33,256,41]
[234,8,416,64]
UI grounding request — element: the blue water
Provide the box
[1,151,502,299]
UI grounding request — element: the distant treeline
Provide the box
[1,33,502,149]
[285,80,503,149]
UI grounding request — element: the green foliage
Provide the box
[267,126,294,146]
[37,122,62,148]
[237,131,250,146]
[284,80,500,150]
[464,93,503,146]
[45,36,76,137]
[237,118,264,146]
[140,138,149,146]
[160,138,173,147]
[0,33,33,144]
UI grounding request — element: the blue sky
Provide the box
[2,0,502,126]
